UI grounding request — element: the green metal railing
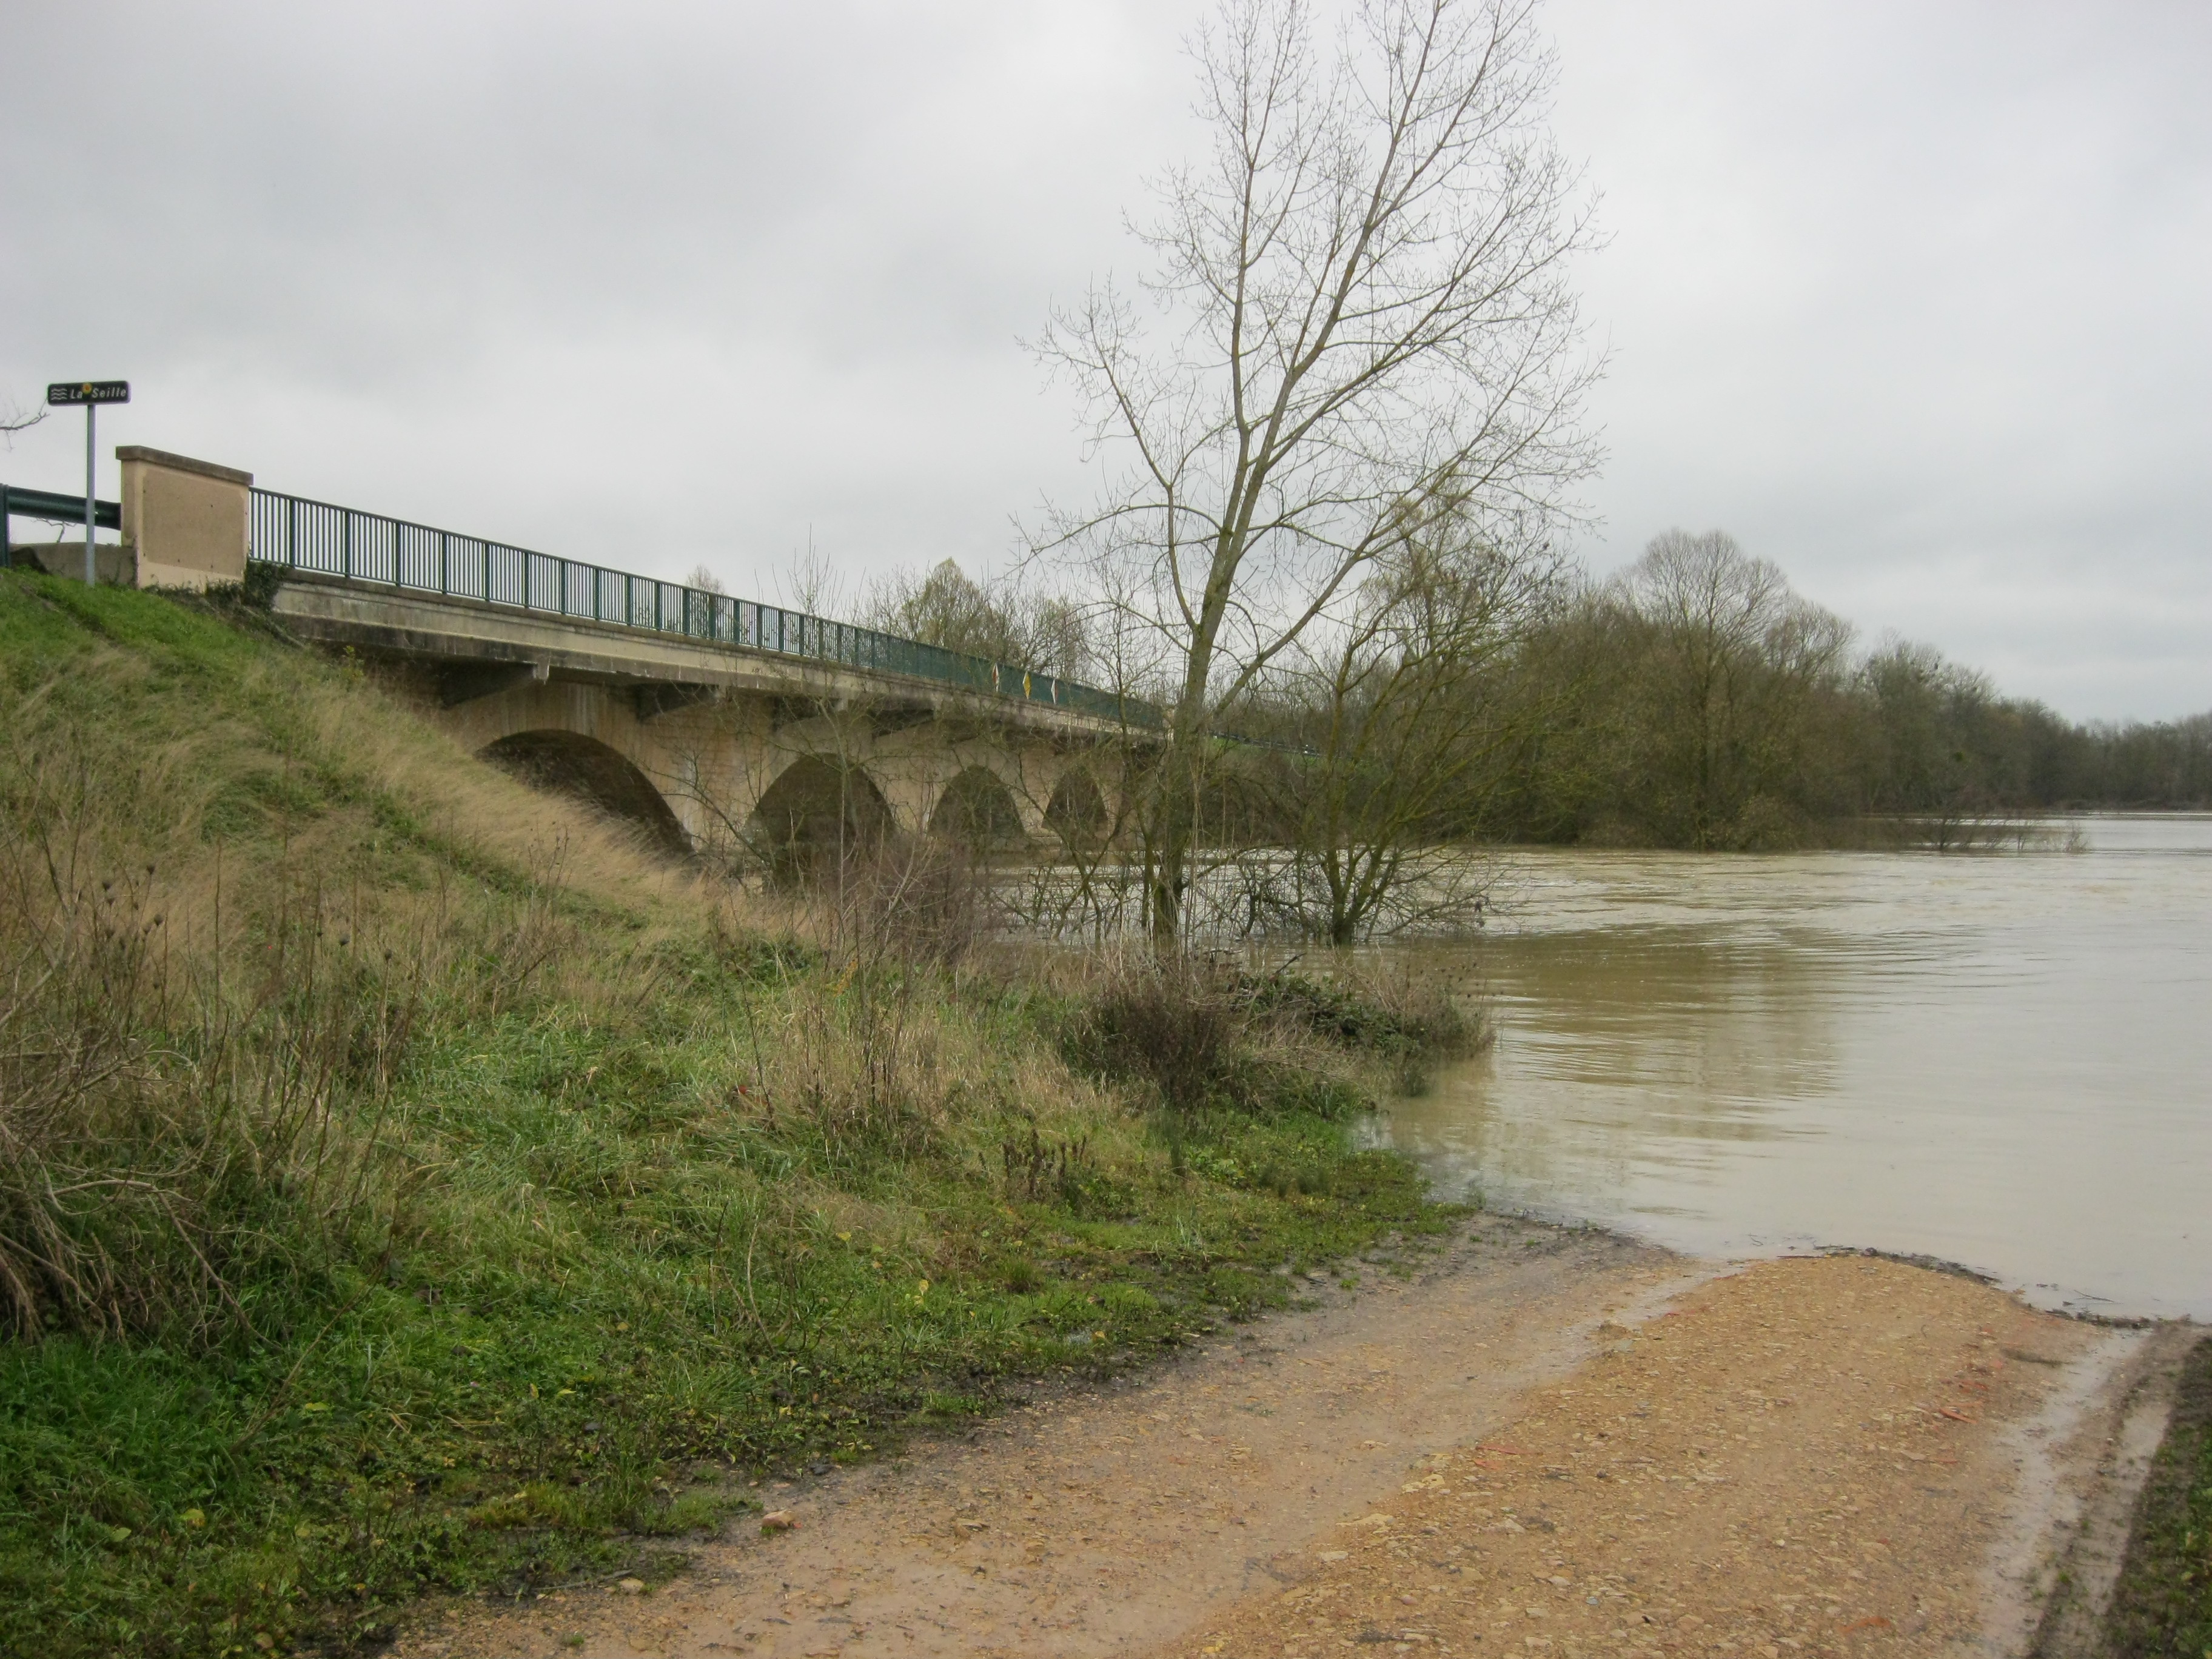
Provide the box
[247,487,1156,726]
[0,484,121,566]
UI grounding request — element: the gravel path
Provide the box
[1153,1254,2133,1659]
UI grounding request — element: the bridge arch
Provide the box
[1044,765,1109,844]
[749,754,892,859]
[928,766,1025,847]
[482,729,690,855]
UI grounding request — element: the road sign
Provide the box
[46,381,130,582]
[47,380,130,406]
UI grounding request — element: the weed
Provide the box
[999,1124,1116,1213]
[1062,954,1239,1112]
[1239,963,1487,1097]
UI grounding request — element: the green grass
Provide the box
[2102,1333,2212,1659]
[0,571,1461,1657]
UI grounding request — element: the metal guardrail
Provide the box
[246,486,1157,727]
[1,485,121,565]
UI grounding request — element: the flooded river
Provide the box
[1364,816,2212,1321]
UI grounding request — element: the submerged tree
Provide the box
[1606,530,1854,848]
[1253,492,1568,942]
[1037,0,1600,941]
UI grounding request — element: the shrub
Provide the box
[745,830,995,971]
[1237,966,1486,1096]
[1064,957,1239,1113]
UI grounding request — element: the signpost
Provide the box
[46,380,129,585]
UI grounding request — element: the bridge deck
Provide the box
[248,484,1152,735]
[271,572,1137,738]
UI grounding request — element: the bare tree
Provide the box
[777,540,848,620]
[1251,492,1567,942]
[1612,529,1854,849]
[1036,0,1599,941]
[863,558,1093,680]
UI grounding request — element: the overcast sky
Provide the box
[4,1,2205,720]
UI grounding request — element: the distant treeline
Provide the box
[1471,535,2212,848]
[874,535,2209,862]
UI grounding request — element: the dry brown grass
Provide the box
[0,613,706,1346]
[0,820,403,1344]
[312,666,697,911]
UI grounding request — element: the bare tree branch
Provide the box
[1,395,49,444]
[1030,0,1601,940]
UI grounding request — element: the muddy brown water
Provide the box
[1362,813,2212,1321]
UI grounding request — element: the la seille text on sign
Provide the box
[47,381,130,406]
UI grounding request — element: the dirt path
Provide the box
[394,1215,1684,1657]
[392,1225,2156,1659]
[1150,1255,2136,1659]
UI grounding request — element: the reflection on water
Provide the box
[1361,815,2212,1320]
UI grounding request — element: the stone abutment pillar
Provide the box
[119,446,252,591]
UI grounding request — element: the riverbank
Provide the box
[380,1236,2169,1659]
[0,574,1465,1657]
[5,576,2189,1658]
[2070,1331,2212,1659]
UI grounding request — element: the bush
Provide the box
[740,826,996,971]
[1237,966,1486,1096]
[1064,957,1240,1113]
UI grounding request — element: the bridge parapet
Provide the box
[244,484,1155,733]
[125,449,253,590]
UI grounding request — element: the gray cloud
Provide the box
[4,0,2204,717]
[1550,0,2212,719]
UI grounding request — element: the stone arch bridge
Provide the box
[238,473,1141,858]
[10,446,1146,859]
[277,570,1134,859]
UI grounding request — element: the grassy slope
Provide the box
[0,573,1453,1657]
[2102,1333,2212,1659]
